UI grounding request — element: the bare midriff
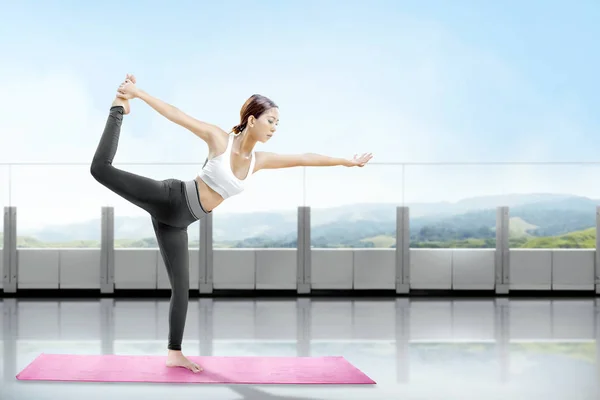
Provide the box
[194,175,225,213]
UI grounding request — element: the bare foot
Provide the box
[166,350,203,373]
[112,97,130,115]
[112,74,136,114]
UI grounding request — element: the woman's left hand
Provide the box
[347,153,373,167]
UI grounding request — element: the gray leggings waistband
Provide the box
[184,179,209,220]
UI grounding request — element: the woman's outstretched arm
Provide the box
[117,79,221,145]
[255,151,373,171]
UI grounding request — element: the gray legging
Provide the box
[90,105,209,351]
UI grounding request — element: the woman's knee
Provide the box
[172,282,190,299]
[90,159,106,181]
[90,159,114,184]
[171,289,189,312]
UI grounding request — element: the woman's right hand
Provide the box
[117,74,139,99]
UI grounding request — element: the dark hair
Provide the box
[231,94,278,135]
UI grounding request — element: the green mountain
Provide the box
[8,193,600,249]
[519,227,596,249]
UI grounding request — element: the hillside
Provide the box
[8,226,596,249]
[326,226,597,249]
[16,193,592,242]
[509,217,538,237]
[6,193,600,249]
[519,227,596,249]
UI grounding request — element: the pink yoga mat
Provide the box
[16,353,376,385]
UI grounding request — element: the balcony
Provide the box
[1,161,599,296]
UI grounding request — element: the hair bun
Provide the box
[233,123,247,134]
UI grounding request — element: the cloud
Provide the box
[0,67,173,229]
[1,10,597,236]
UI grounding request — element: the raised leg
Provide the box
[152,216,202,373]
[90,104,170,217]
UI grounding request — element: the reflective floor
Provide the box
[1,297,598,399]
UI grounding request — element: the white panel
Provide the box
[255,249,296,290]
[410,249,453,289]
[452,301,495,341]
[213,249,255,290]
[59,249,101,289]
[410,301,453,340]
[17,249,59,289]
[114,249,157,289]
[311,249,353,289]
[157,249,200,290]
[552,250,595,291]
[353,249,395,290]
[452,250,495,290]
[0,248,3,290]
[509,301,552,340]
[509,250,552,290]
[14,248,600,293]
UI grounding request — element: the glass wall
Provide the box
[404,164,502,249]
[211,168,304,248]
[0,166,8,249]
[12,165,102,249]
[404,163,600,249]
[2,161,599,250]
[306,164,401,248]
[500,164,600,250]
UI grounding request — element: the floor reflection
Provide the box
[1,297,598,399]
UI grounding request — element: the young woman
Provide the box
[90,74,372,373]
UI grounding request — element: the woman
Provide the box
[90,74,373,373]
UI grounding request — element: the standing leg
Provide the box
[90,101,170,217]
[152,217,202,373]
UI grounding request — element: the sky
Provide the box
[0,0,599,229]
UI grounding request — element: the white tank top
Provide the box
[198,133,256,200]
